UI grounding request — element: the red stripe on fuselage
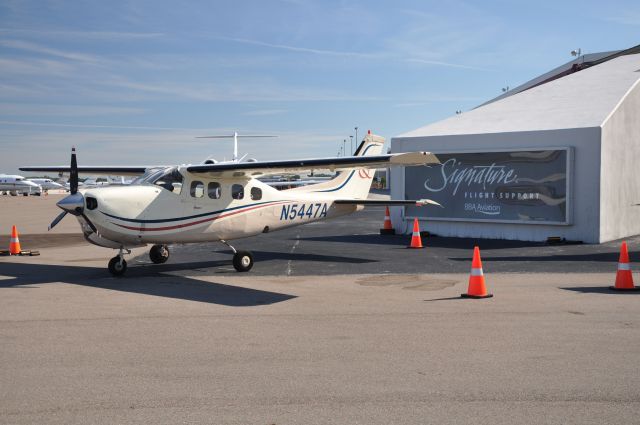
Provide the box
[111,201,289,232]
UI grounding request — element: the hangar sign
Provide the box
[404,149,571,224]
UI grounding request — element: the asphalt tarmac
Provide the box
[3,193,639,277]
[1,195,639,424]
[152,206,640,276]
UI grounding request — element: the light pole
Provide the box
[343,139,347,157]
[354,126,358,146]
[349,135,353,155]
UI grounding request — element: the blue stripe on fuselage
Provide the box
[100,200,279,224]
[313,170,355,193]
[313,143,376,193]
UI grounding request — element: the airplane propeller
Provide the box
[48,147,97,233]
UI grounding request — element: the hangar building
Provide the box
[390,46,640,243]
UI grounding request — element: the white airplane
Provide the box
[27,178,65,191]
[0,174,42,195]
[20,132,441,276]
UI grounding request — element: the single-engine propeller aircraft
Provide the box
[20,132,441,276]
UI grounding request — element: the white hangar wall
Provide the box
[391,127,602,243]
[600,80,640,241]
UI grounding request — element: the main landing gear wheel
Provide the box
[108,256,127,276]
[149,244,170,264]
[232,250,254,272]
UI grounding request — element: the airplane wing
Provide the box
[334,199,443,207]
[186,152,439,177]
[19,166,152,177]
[21,151,439,178]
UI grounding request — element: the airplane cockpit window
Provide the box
[231,184,244,200]
[137,167,184,194]
[208,182,221,199]
[250,187,262,200]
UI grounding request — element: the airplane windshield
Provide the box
[132,167,165,185]
[132,167,184,194]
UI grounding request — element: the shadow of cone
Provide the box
[380,206,395,235]
[408,218,423,249]
[610,241,640,291]
[461,246,493,299]
[9,225,21,255]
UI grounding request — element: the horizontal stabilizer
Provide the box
[334,199,443,207]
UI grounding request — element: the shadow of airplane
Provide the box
[252,250,376,264]
[0,260,296,307]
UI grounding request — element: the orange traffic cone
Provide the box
[408,218,423,249]
[380,207,395,235]
[461,246,493,299]
[610,242,639,291]
[9,225,22,255]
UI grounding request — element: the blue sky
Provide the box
[1,0,638,174]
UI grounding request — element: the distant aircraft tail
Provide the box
[291,132,385,199]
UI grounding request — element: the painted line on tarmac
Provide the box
[286,234,300,276]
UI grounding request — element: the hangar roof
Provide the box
[476,50,619,108]
[398,53,640,138]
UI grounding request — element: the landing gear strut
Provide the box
[108,247,130,276]
[149,244,170,264]
[221,240,254,272]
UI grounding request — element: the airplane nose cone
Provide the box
[56,192,84,215]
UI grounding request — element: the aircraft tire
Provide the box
[108,256,127,276]
[149,244,170,264]
[233,250,254,272]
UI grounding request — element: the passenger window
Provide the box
[231,184,244,200]
[208,182,221,199]
[190,181,204,198]
[250,187,262,200]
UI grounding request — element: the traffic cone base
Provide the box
[461,246,492,299]
[461,293,494,299]
[380,206,395,235]
[609,286,640,291]
[408,218,423,249]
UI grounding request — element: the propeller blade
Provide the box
[70,147,78,195]
[48,211,68,231]
[81,213,97,233]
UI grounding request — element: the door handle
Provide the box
[194,205,202,209]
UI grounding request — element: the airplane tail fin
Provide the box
[293,132,385,198]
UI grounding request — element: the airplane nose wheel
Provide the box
[233,250,254,272]
[149,244,170,264]
[108,247,130,276]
